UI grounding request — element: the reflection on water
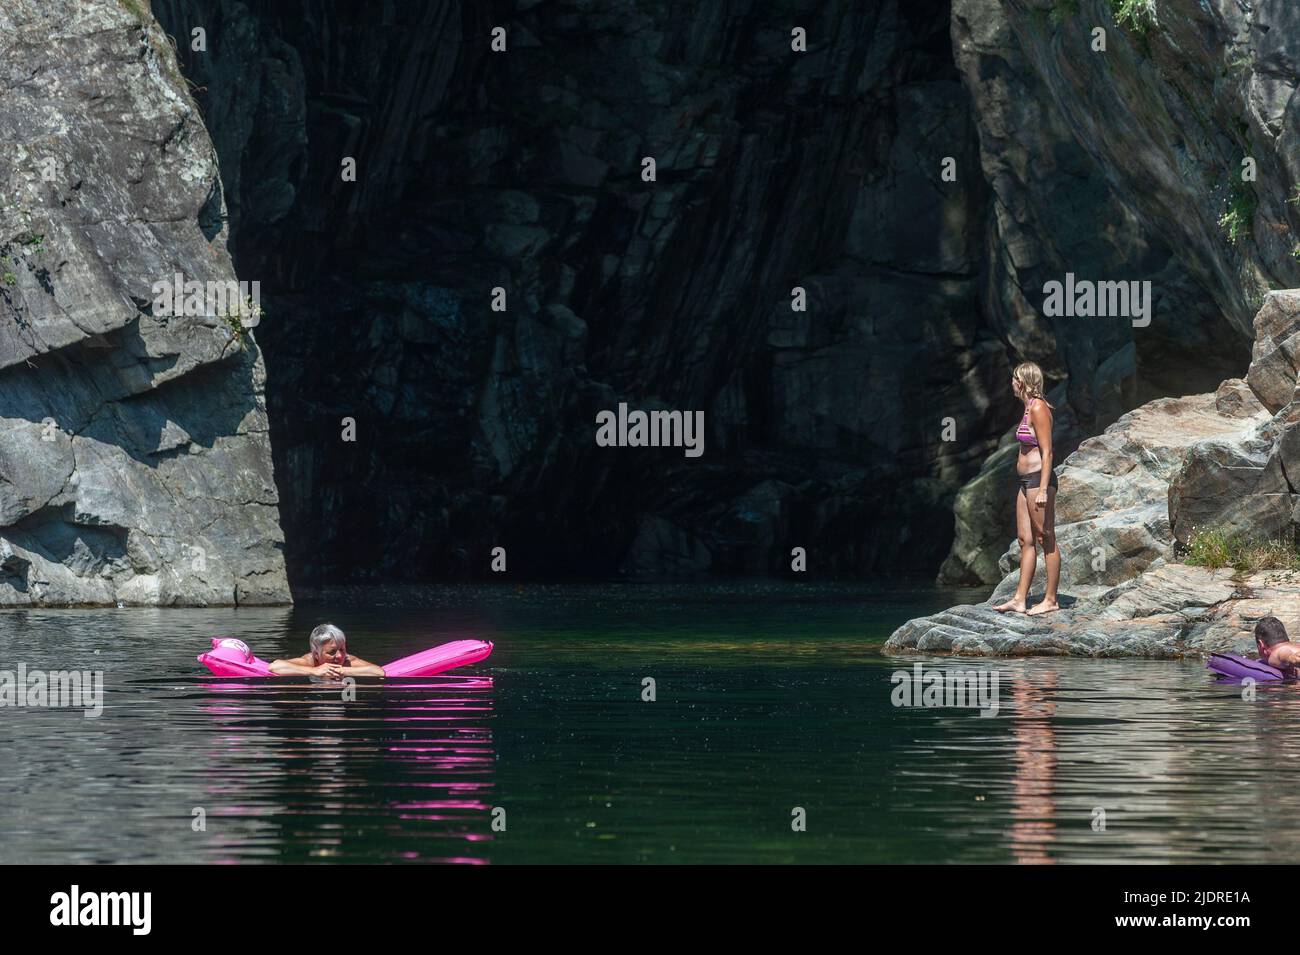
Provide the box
[1,582,1299,863]
[191,677,496,863]
[1009,674,1058,864]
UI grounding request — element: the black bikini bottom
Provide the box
[1017,469,1058,494]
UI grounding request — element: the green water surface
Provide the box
[2,582,1296,864]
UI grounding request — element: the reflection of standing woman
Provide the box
[993,362,1060,615]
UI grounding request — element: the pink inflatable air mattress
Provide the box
[197,637,493,677]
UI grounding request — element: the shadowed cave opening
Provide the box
[153,0,1250,587]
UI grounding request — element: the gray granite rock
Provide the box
[1169,292,1300,545]
[0,0,289,605]
[893,275,1300,657]
[938,0,1298,581]
[1246,290,1300,414]
[890,560,1296,658]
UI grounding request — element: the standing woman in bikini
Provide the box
[993,362,1060,615]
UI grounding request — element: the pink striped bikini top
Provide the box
[1016,400,1039,447]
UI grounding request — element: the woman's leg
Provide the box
[993,487,1035,612]
[1027,486,1059,615]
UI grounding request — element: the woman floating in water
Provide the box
[269,623,385,677]
[993,362,1060,616]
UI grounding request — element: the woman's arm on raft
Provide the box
[268,656,342,677]
[340,656,385,678]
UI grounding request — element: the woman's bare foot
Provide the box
[992,599,1027,613]
[1026,599,1059,616]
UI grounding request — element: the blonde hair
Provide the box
[1012,362,1051,406]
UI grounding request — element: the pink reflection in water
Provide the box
[427,857,489,865]
[197,673,497,863]
[1009,672,1058,865]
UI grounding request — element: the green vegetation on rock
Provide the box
[1108,0,1157,34]
[1219,176,1256,245]
[219,295,264,348]
[1182,527,1300,574]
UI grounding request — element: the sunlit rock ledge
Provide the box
[886,561,1299,658]
[889,291,1300,659]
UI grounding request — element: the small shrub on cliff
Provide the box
[218,295,263,348]
[1219,179,1257,245]
[1108,0,1157,34]
[224,310,245,344]
[1183,527,1300,574]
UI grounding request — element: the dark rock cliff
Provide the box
[154,0,1006,582]
[888,1,1300,657]
[937,0,1299,582]
[121,1,1294,585]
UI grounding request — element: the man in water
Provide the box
[269,623,385,677]
[1254,616,1300,675]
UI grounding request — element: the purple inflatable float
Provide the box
[1205,652,1287,682]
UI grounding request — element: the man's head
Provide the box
[1255,616,1289,654]
[309,623,348,664]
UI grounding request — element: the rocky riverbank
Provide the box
[888,561,1300,658]
[888,291,1300,658]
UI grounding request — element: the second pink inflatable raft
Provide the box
[197,637,493,677]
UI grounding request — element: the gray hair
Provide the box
[309,623,347,661]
